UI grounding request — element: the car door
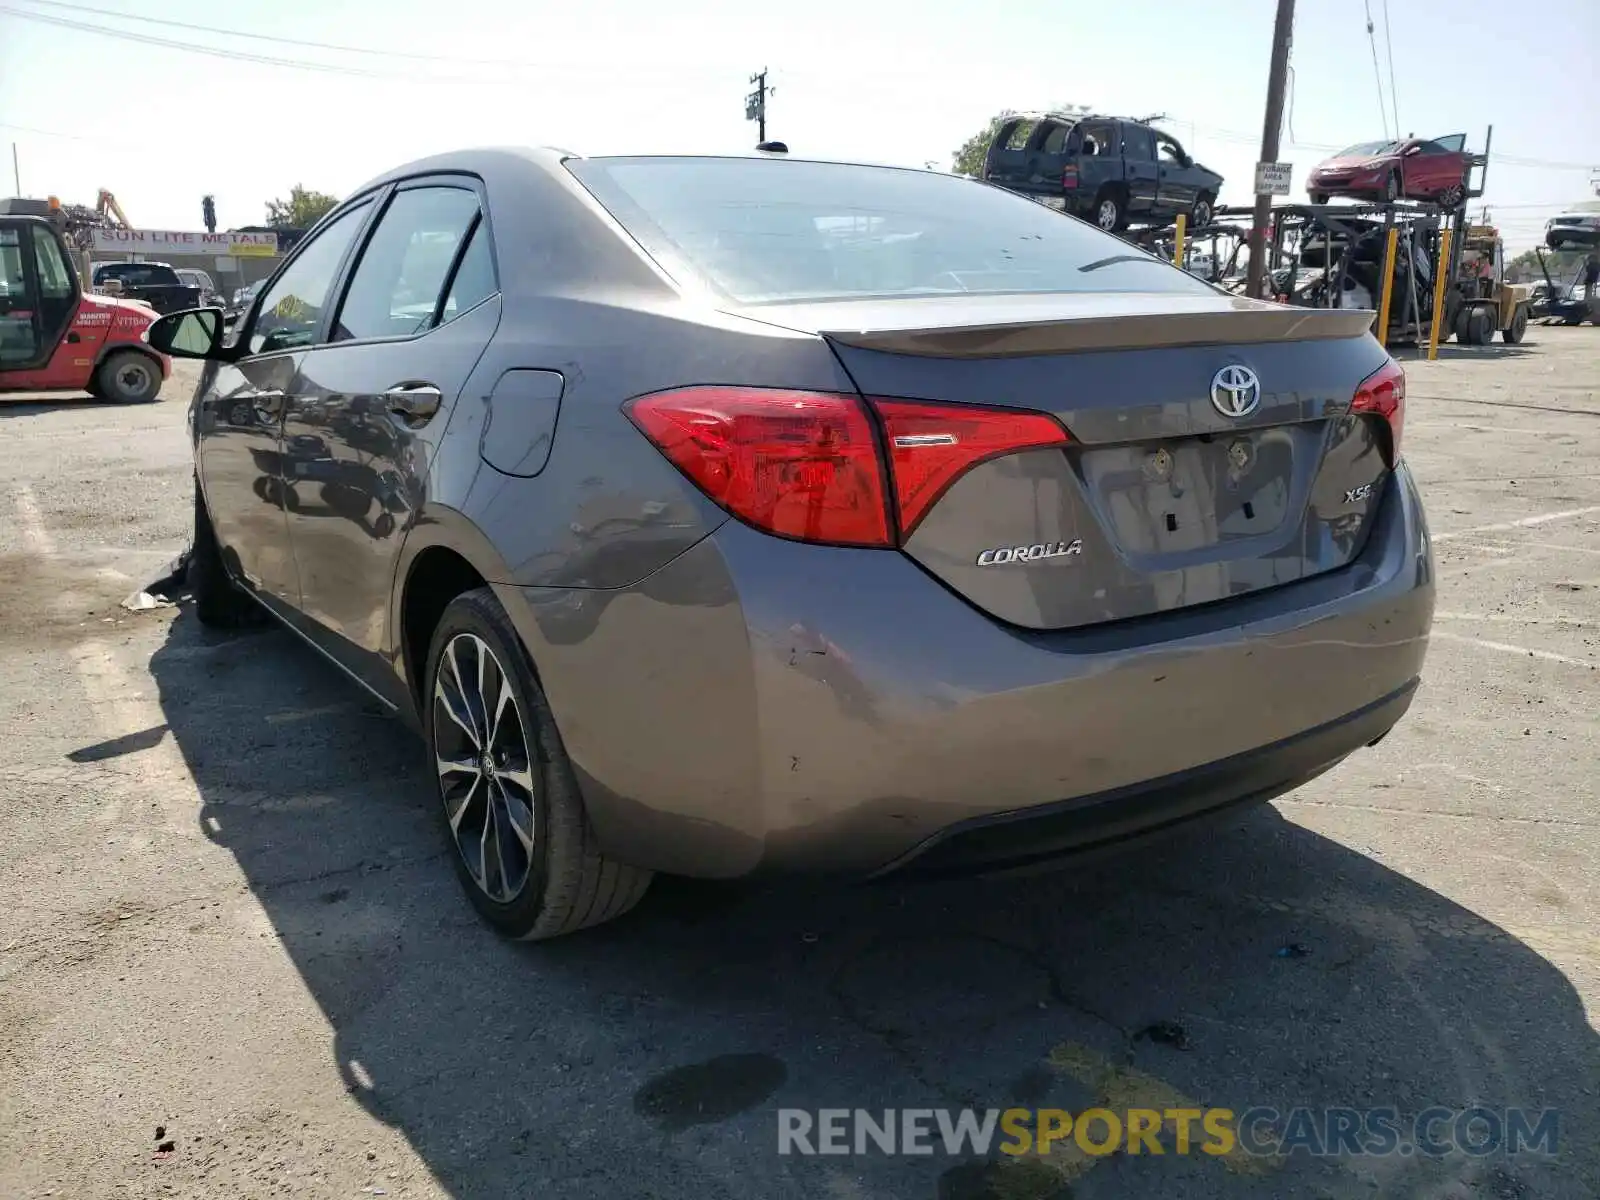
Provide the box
[0,223,47,376]
[1070,119,1118,215]
[1119,123,1159,216]
[1154,131,1197,216]
[196,199,376,613]
[1407,134,1467,195]
[280,177,500,694]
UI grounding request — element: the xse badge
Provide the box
[976,539,1083,566]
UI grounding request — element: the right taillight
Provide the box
[625,386,1071,548]
[1351,358,1405,466]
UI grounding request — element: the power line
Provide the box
[11,0,531,65]
[0,2,710,86]
[1380,0,1400,141]
[1362,0,1390,138]
[0,4,424,78]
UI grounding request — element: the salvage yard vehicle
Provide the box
[1305,134,1471,208]
[91,260,202,314]
[0,215,170,402]
[147,149,1434,941]
[983,112,1223,231]
[1544,209,1600,250]
[1453,225,1533,344]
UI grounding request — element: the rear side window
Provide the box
[441,220,497,321]
[334,186,481,342]
[1123,126,1156,160]
[567,156,1213,304]
[1039,125,1071,155]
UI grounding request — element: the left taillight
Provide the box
[626,387,893,547]
[1351,358,1406,466]
[625,386,1071,547]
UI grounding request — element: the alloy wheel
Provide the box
[1097,200,1118,230]
[432,632,538,902]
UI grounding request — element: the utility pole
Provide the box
[746,68,771,144]
[1246,0,1296,299]
[11,143,19,196]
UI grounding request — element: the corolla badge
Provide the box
[976,539,1084,566]
[1210,364,1262,418]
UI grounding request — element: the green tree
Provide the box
[952,110,1021,178]
[265,184,339,229]
[950,104,1092,178]
[1505,247,1585,284]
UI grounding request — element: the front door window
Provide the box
[249,201,373,356]
[0,228,41,368]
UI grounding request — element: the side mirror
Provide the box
[146,307,225,359]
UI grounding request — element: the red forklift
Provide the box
[1,203,170,402]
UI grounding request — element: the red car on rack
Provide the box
[1306,134,1470,208]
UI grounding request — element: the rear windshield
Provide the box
[566,156,1214,304]
[95,263,177,285]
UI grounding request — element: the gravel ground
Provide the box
[1,330,1596,1200]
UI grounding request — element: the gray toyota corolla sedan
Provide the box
[146,148,1433,940]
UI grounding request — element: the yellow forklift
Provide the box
[1453,224,1533,344]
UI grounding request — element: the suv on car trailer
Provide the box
[983,112,1224,233]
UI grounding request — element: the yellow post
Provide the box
[1375,226,1398,349]
[1172,213,1187,268]
[1426,227,1453,361]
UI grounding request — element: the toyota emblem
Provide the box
[1210,365,1262,418]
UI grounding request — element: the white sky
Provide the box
[2,0,1596,250]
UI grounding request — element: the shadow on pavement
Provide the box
[148,612,1600,1200]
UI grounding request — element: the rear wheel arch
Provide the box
[399,545,491,711]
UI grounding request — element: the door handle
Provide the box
[386,383,442,423]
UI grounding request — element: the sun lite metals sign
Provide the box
[90,228,279,257]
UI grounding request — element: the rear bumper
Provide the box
[502,462,1433,879]
[878,679,1414,881]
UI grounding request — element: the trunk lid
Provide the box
[745,293,1393,631]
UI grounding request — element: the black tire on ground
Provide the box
[1469,307,1494,345]
[1502,305,1528,344]
[1453,307,1475,344]
[1191,193,1214,230]
[95,350,162,403]
[1385,171,1401,203]
[190,478,255,628]
[424,587,652,940]
[1092,187,1125,232]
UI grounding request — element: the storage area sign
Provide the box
[90,228,278,257]
[1253,162,1293,196]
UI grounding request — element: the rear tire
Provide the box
[1191,193,1214,230]
[1437,183,1465,209]
[1092,188,1125,232]
[1310,191,1329,205]
[1384,171,1401,203]
[1502,306,1528,344]
[96,350,161,404]
[424,588,652,940]
[190,478,255,628]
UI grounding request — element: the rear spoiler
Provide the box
[819,305,1376,359]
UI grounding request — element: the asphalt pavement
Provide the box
[1,330,1596,1200]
